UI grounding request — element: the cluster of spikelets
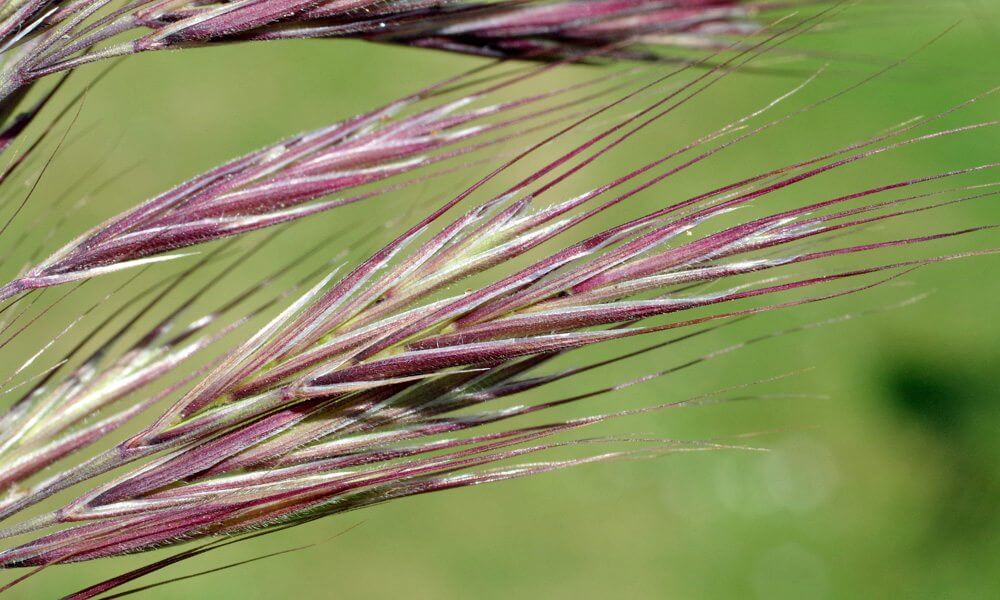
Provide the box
[0,0,764,100]
[0,1,996,597]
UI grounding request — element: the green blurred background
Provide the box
[3,2,999,598]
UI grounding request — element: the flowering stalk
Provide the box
[0,5,994,597]
[0,14,827,534]
[0,0,773,107]
[0,20,995,577]
[0,56,634,303]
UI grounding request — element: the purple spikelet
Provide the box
[0,58,625,302]
[0,1,771,104]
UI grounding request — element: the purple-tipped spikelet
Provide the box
[0,12,995,593]
[0,58,631,303]
[0,0,771,105]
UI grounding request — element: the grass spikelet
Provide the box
[0,0,775,105]
[0,57,634,302]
